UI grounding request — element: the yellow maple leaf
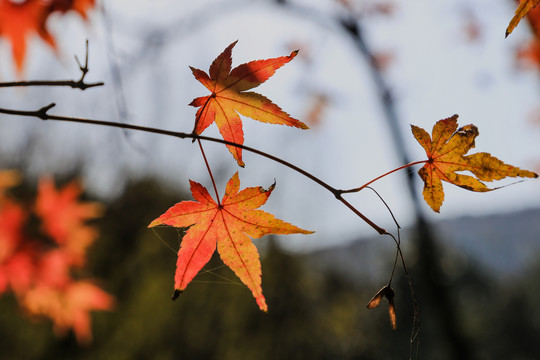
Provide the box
[411,115,538,212]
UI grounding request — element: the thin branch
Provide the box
[0,103,389,235]
[0,40,103,90]
[365,186,420,359]
[341,161,428,194]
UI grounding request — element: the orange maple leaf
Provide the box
[149,172,313,311]
[49,0,96,19]
[35,177,102,249]
[189,41,309,167]
[411,115,538,212]
[506,0,540,37]
[23,280,114,345]
[0,0,53,72]
[0,191,31,295]
[0,0,95,73]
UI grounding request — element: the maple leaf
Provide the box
[0,251,34,295]
[0,195,31,295]
[23,280,114,345]
[35,177,102,245]
[149,172,313,311]
[411,115,538,212]
[189,41,309,167]
[506,0,540,37]
[49,0,96,19]
[0,0,95,74]
[0,0,53,72]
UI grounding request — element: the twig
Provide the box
[0,103,389,235]
[341,161,428,194]
[0,40,103,90]
[365,186,420,359]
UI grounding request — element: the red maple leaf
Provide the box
[190,41,309,166]
[23,280,114,344]
[35,177,102,249]
[149,172,313,311]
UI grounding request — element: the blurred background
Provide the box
[0,0,539,359]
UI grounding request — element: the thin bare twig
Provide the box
[365,186,420,359]
[0,40,103,90]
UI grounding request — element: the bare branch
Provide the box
[0,40,103,90]
[0,104,389,236]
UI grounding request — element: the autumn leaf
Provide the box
[50,0,96,19]
[36,177,101,245]
[0,0,95,73]
[22,280,114,345]
[189,41,309,167]
[0,200,32,294]
[0,171,111,344]
[506,0,540,37]
[411,115,538,212]
[149,172,313,311]
[0,0,52,72]
[0,199,27,269]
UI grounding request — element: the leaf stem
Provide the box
[192,95,220,202]
[341,160,428,194]
[197,138,221,203]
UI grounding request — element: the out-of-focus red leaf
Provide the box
[0,170,111,344]
[516,39,540,69]
[49,0,95,19]
[23,281,114,345]
[0,198,30,295]
[0,251,34,295]
[35,177,102,247]
[0,200,25,263]
[304,92,330,127]
[0,0,95,74]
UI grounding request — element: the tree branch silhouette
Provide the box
[0,41,103,90]
[0,102,390,236]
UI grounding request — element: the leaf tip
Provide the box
[148,219,160,228]
[267,179,277,193]
[257,296,268,312]
[172,289,182,300]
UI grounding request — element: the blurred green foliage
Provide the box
[0,176,539,359]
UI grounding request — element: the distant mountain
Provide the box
[305,208,540,282]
